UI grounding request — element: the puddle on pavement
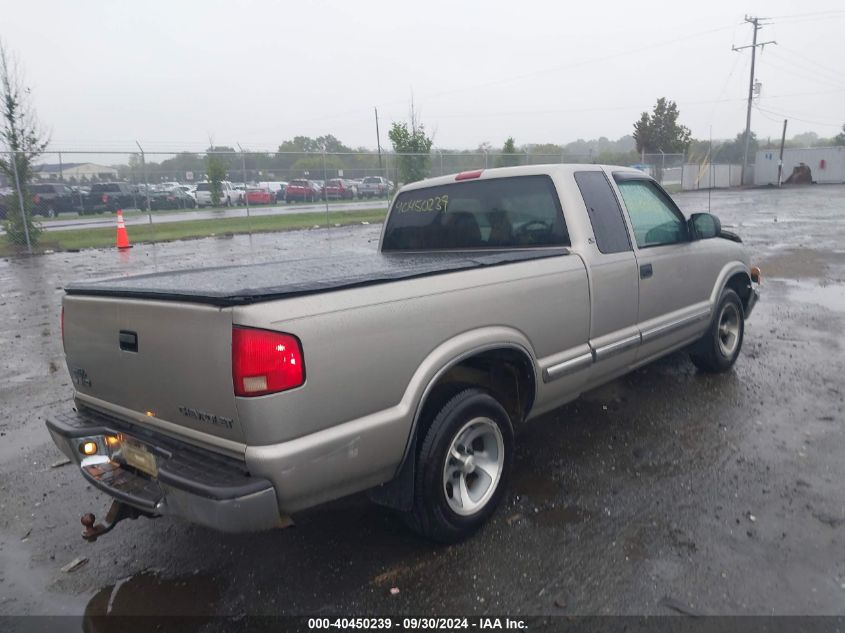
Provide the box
[780,280,845,313]
[533,505,591,528]
[83,570,220,630]
[512,470,560,503]
[0,536,82,615]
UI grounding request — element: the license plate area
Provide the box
[119,437,158,478]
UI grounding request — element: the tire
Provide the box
[690,288,744,373]
[405,387,514,543]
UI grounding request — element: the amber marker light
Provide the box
[750,266,762,283]
[145,411,155,417]
[80,441,98,456]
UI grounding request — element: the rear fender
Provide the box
[369,326,537,510]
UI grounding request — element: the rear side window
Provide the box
[574,171,631,254]
[195,183,211,192]
[382,175,569,251]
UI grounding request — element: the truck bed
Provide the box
[66,249,570,306]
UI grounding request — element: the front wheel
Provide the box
[405,388,513,543]
[690,288,744,373]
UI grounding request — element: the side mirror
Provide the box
[689,212,721,240]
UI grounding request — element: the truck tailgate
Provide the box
[63,295,243,445]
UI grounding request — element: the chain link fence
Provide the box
[1,148,747,254]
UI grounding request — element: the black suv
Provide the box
[30,183,85,217]
[83,182,137,214]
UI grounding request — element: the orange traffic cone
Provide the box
[116,210,132,250]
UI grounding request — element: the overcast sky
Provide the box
[3,0,845,155]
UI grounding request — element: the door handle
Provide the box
[640,263,653,279]
[119,330,138,352]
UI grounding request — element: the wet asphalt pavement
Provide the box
[0,185,844,622]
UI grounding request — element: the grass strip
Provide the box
[1,209,386,256]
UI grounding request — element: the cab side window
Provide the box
[614,178,688,248]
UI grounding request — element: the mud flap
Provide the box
[368,434,417,512]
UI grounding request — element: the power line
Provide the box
[766,10,845,19]
[755,105,843,129]
[763,50,845,90]
[293,22,739,127]
[776,44,845,80]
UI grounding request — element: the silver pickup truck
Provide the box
[48,165,760,543]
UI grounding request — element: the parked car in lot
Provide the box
[246,187,274,205]
[83,182,137,214]
[358,176,391,198]
[51,164,760,544]
[194,181,241,207]
[323,178,356,200]
[275,182,290,202]
[30,183,85,217]
[284,179,319,203]
[258,181,286,202]
[178,185,196,202]
[149,186,197,210]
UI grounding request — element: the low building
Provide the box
[33,162,119,182]
[755,146,845,185]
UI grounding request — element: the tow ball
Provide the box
[81,500,152,542]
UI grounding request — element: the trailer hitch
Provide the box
[81,500,153,542]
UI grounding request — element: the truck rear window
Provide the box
[382,175,569,251]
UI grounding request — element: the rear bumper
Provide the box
[46,407,286,533]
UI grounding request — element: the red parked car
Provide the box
[284,179,319,203]
[246,187,274,205]
[324,178,356,200]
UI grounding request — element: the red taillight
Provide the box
[102,194,109,203]
[455,170,483,181]
[34,194,41,204]
[232,327,304,397]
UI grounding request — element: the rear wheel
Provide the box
[690,288,744,373]
[405,388,513,543]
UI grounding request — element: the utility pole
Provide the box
[236,143,251,219]
[135,140,152,223]
[733,16,776,185]
[777,119,788,187]
[374,107,383,172]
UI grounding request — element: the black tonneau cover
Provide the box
[65,249,569,307]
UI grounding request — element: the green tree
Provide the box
[388,116,433,185]
[496,137,520,167]
[832,125,845,146]
[0,39,49,248]
[713,131,758,163]
[632,98,691,155]
[206,154,226,206]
